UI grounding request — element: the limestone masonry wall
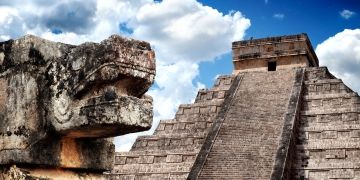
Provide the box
[292,67,360,179]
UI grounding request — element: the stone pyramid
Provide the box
[110,34,360,180]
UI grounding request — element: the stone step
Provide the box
[305,78,342,84]
[293,161,360,170]
[302,105,359,113]
[297,139,360,150]
[303,123,360,132]
[112,161,194,175]
[175,100,223,119]
[304,78,352,95]
[169,114,218,127]
[302,130,360,140]
[304,92,358,100]
[212,75,234,91]
[131,135,205,152]
[299,113,360,131]
[303,93,359,112]
[154,119,213,136]
[194,88,227,103]
[301,106,359,116]
[117,148,201,156]
[294,148,359,162]
[109,173,189,180]
[114,151,198,166]
[176,111,219,122]
[112,150,195,178]
[292,169,356,180]
[115,150,198,157]
[304,67,335,80]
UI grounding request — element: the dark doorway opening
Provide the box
[268,61,276,71]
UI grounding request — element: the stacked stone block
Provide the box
[292,67,360,179]
[110,75,234,179]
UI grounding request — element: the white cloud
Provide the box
[340,9,355,19]
[130,0,250,62]
[42,0,97,34]
[0,0,148,42]
[0,7,26,41]
[273,13,285,20]
[150,62,205,118]
[0,0,250,152]
[316,29,360,93]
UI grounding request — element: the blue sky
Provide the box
[197,0,360,86]
[201,0,359,44]
[0,0,359,151]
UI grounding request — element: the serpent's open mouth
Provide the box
[61,75,153,138]
[48,35,156,138]
[72,63,154,99]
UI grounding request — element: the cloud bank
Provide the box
[0,0,251,151]
[316,29,360,93]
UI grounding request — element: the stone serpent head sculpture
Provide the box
[0,35,155,171]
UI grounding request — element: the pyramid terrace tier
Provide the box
[115,151,198,165]
[304,79,353,95]
[194,89,227,103]
[131,133,206,152]
[154,118,214,136]
[193,76,235,103]
[175,100,224,118]
[304,67,336,80]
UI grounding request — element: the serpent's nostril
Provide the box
[104,90,117,101]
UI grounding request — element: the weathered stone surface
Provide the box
[0,165,106,180]
[0,34,155,177]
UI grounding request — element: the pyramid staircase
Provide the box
[195,68,303,179]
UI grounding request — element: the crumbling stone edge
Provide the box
[270,68,305,180]
[187,74,244,180]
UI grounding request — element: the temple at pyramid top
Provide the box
[232,33,319,73]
